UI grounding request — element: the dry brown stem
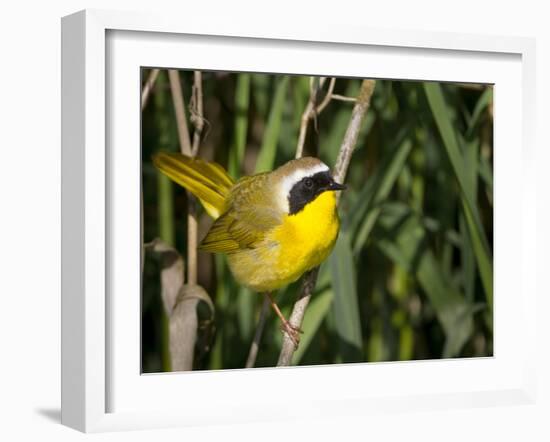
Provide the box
[141,68,160,111]
[331,94,357,103]
[295,77,328,159]
[277,79,376,367]
[167,69,200,286]
[168,70,192,156]
[166,69,207,369]
[245,77,337,368]
[190,71,205,156]
[244,78,373,368]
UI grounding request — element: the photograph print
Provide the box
[140,68,493,372]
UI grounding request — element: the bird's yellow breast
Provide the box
[226,191,340,293]
[271,191,339,281]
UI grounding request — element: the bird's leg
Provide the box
[265,292,303,349]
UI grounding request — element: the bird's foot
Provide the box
[280,320,303,350]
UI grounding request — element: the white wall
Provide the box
[0,1,548,440]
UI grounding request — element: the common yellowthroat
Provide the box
[153,152,345,347]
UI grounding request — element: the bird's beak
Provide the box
[328,180,347,191]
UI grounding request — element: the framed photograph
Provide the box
[61,9,537,432]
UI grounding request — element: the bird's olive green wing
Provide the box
[199,174,281,253]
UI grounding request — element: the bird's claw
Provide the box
[280,321,303,349]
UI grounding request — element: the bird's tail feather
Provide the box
[152,152,234,219]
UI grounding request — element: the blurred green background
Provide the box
[141,69,493,372]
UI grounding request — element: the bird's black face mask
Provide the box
[288,171,346,215]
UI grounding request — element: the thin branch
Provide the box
[333,80,376,185]
[245,77,334,366]
[331,94,357,103]
[186,200,198,285]
[294,77,356,158]
[243,77,369,368]
[315,77,336,114]
[276,268,319,366]
[190,71,205,156]
[168,70,192,156]
[166,70,203,370]
[141,68,160,111]
[277,79,376,367]
[245,296,270,368]
[187,71,206,284]
[167,69,199,286]
[295,77,327,159]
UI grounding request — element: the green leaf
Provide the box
[466,87,492,139]
[319,80,374,166]
[347,126,410,234]
[462,200,493,308]
[292,76,311,133]
[237,287,254,341]
[254,76,289,173]
[423,82,493,309]
[251,74,270,117]
[478,154,493,196]
[398,324,414,361]
[376,206,475,357]
[350,137,413,254]
[329,231,363,362]
[154,71,176,372]
[227,75,253,339]
[459,135,479,302]
[291,289,334,365]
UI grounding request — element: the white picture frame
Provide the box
[61,9,537,433]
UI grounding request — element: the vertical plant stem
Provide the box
[158,172,174,372]
[168,69,199,285]
[295,77,330,159]
[245,297,270,368]
[244,77,366,368]
[142,68,160,111]
[244,77,339,368]
[168,69,197,368]
[168,70,192,156]
[158,176,175,251]
[333,80,376,186]
[276,268,319,366]
[277,79,376,367]
[154,71,175,371]
[191,71,204,156]
[141,68,160,273]
[186,201,198,285]
[163,70,208,370]
[187,71,206,284]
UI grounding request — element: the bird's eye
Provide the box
[304,178,313,189]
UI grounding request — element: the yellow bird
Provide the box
[153,152,345,347]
